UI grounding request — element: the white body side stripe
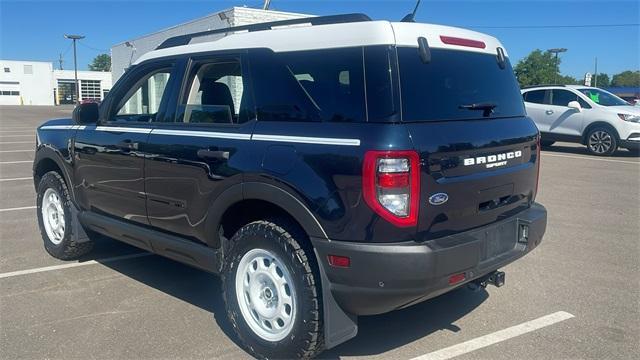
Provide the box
[39,125,77,130]
[95,126,153,134]
[252,134,360,146]
[151,128,251,140]
[39,125,360,146]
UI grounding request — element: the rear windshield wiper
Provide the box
[459,102,497,117]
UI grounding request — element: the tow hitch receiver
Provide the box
[468,270,506,291]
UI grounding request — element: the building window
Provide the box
[3,67,9,73]
[80,79,101,100]
[10,91,20,96]
[23,65,33,75]
[57,79,76,104]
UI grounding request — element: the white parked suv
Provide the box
[521,85,640,155]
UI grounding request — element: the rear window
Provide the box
[398,48,525,121]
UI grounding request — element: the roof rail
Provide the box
[156,13,372,50]
[521,84,567,89]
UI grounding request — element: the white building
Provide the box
[53,69,112,105]
[0,60,53,105]
[0,60,112,106]
[111,7,311,83]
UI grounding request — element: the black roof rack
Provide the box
[156,13,372,50]
[521,84,567,89]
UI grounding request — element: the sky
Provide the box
[1,0,638,79]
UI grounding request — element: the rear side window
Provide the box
[523,90,547,104]
[176,59,251,124]
[251,48,366,122]
[398,48,525,121]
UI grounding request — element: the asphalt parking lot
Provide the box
[1,105,638,359]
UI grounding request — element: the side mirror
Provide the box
[567,101,582,112]
[72,102,99,124]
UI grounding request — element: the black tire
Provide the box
[586,126,618,156]
[222,220,324,359]
[37,171,94,260]
[540,140,555,147]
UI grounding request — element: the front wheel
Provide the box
[586,127,618,156]
[222,220,324,359]
[36,171,94,260]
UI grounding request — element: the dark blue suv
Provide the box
[33,14,546,359]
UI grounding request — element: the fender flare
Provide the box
[33,146,74,199]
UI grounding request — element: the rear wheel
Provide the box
[586,127,618,156]
[37,171,94,260]
[222,220,323,359]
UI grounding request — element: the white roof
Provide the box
[134,20,506,65]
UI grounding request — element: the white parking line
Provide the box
[0,141,33,144]
[0,149,33,153]
[0,206,36,212]
[0,253,153,279]
[0,177,32,182]
[542,152,639,165]
[0,160,32,164]
[411,311,575,360]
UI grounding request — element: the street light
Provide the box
[547,48,567,85]
[64,34,85,104]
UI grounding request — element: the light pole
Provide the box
[64,34,85,104]
[547,48,567,84]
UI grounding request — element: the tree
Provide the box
[513,49,559,87]
[88,54,111,72]
[591,73,610,87]
[557,75,578,85]
[611,71,640,87]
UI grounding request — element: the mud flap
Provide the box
[70,204,91,243]
[314,249,358,349]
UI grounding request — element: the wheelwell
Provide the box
[34,158,64,186]
[582,122,620,144]
[220,199,310,246]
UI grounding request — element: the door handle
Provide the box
[197,149,229,160]
[545,110,554,115]
[117,139,138,150]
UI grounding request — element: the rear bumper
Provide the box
[312,203,547,316]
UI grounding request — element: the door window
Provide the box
[523,90,547,104]
[177,59,249,124]
[551,90,578,107]
[114,69,172,122]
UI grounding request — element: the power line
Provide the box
[469,23,639,29]
[77,41,109,53]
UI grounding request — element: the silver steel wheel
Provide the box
[588,130,613,154]
[235,248,296,342]
[41,188,66,245]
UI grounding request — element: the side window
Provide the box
[523,90,547,104]
[250,47,366,122]
[177,59,249,124]
[551,89,579,107]
[115,69,172,122]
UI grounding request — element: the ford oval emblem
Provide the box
[429,193,449,206]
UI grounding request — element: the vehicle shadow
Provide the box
[542,143,639,158]
[86,236,489,358]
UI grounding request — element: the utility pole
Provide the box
[58,53,64,70]
[64,34,85,104]
[547,48,567,84]
[594,57,598,88]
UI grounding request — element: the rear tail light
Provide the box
[363,150,420,227]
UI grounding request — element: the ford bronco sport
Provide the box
[34,14,547,359]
